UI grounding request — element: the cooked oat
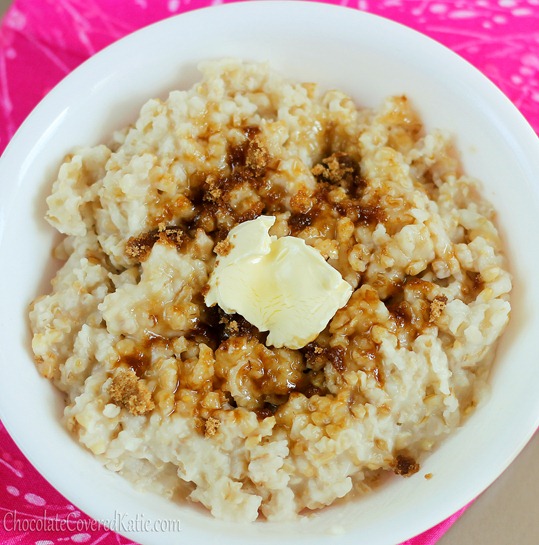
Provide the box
[29,60,511,522]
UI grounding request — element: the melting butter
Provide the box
[205,216,352,349]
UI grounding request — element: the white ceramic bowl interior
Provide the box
[1,3,539,545]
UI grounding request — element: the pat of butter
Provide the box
[205,216,352,349]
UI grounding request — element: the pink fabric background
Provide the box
[0,1,537,544]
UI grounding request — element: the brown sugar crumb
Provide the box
[392,454,420,477]
[289,189,314,214]
[311,152,364,194]
[204,416,221,437]
[303,343,345,373]
[159,225,184,248]
[125,224,184,261]
[224,319,239,335]
[288,211,314,233]
[228,127,270,179]
[109,368,155,416]
[203,174,224,204]
[125,231,156,261]
[218,310,258,340]
[424,473,433,480]
[245,138,270,177]
[429,295,448,323]
[302,342,327,370]
[215,240,233,256]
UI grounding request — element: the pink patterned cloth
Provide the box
[0,1,537,544]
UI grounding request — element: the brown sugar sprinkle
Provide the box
[244,137,270,177]
[302,342,327,369]
[424,473,433,480]
[125,224,184,261]
[116,128,456,430]
[125,232,155,261]
[185,127,271,236]
[288,211,314,233]
[303,343,346,373]
[218,310,259,340]
[183,307,260,351]
[229,126,269,177]
[109,368,155,416]
[289,152,382,236]
[214,239,233,256]
[289,189,313,215]
[213,126,270,199]
[203,175,223,203]
[429,295,448,323]
[391,453,420,477]
[204,416,221,437]
[311,152,365,195]
[225,320,239,335]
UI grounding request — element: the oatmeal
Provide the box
[29,60,511,522]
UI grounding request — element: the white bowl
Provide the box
[1,2,539,544]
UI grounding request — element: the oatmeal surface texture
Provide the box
[30,60,511,522]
